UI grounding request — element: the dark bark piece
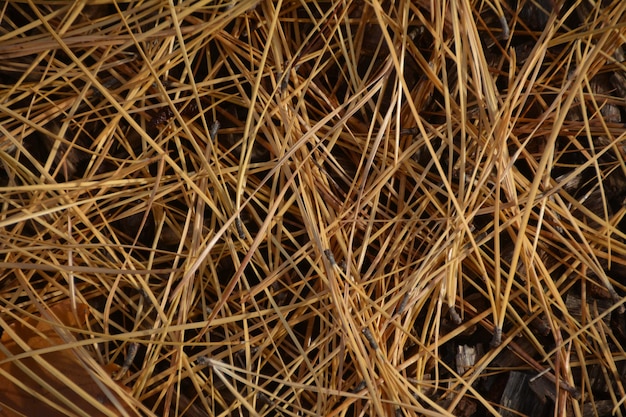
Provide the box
[499,371,553,417]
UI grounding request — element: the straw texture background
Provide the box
[1,1,626,416]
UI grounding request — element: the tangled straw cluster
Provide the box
[1,1,626,416]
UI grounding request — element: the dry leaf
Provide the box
[0,300,136,417]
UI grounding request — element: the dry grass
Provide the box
[1,0,626,416]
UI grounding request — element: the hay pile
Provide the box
[1,1,626,416]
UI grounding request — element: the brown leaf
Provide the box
[0,300,137,417]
